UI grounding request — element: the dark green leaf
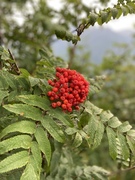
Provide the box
[0,90,9,104]
[111,8,118,19]
[41,116,65,143]
[35,127,51,165]
[50,109,73,127]
[88,13,98,26]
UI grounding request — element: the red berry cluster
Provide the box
[47,67,89,112]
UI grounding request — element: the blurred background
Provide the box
[1,0,135,179]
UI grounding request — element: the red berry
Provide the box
[61,104,67,110]
[57,101,61,106]
[52,87,58,92]
[52,103,57,108]
[47,91,52,96]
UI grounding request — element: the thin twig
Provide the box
[110,166,135,177]
[68,44,76,68]
[8,49,20,75]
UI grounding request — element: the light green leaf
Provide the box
[0,135,32,154]
[41,116,65,143]
[106,127,117,160]
[65,127,78,135]
[0,90,9,104]
[0,120,36,139]
[72,132,82,147]
[92,121,104,149]
[118,121,132,133]
[18,95,50,111]
[28,76,40,87]
[100,110,113,123]
[34,127,51,165]
[87,115,97,146]
[21,156,40,180]
[31,141,42,173]
[108,117,121,128]
[0,151,29,173]
[85,101,103,115]
[127,129,135,137]
[126,136,135,155]
[4,104,43,121]
[117,133,130,160]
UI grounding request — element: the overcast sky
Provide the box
[48,0,135,32]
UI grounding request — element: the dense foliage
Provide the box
[1,0,135,180]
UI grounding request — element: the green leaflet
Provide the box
[0,151,29,173]
[28,76,40,87]
[72,132,82,147]
[21,156,40,180]
[84,101,103,115]
[111,8,118,19]
[100,11,108,24]
[35,127,51,165]
[108,117,122,128]
[106,127,117,160]
[87,114,104,149]
[87,115,97,146]
[127,129,135,137]
[0,135,32,154]
[41,116,65,143]
[118,121,132,133]
[0,120,36,139]
[88,12,98,26]
[117,133,130,160]
[126,135,135,156]
[50,109,73,127]
[4,104,44,121]
[92,121,104,149]
[31,141,42,174]
[100,110,113,123]
[0,90,9,104]
[1,71,17,90]
[18,95,51,110]
[65,127,78,135]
